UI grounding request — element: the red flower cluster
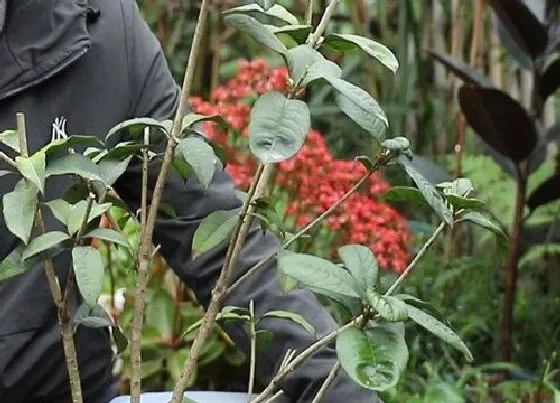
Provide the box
[190,60,411,272]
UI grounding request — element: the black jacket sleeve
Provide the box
[115,2,381,402]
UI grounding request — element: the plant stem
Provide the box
[305,0,314,25]
[247,299,257,402]
[499,163,527,362]
[17,113,83,402]
[227,170,374,296]
[263,390,284,403]
[307,0,338,46]
[141,128,149,228]
[171,164,274,403]
[0,152,17,168]
[311,362,341,403]
[385,221,446,296]
[252,316,362,403]
[129,1,212,401]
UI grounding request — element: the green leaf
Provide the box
[3,180,38,244]
[184,306,250,336]
[15,152,46,194]
[41,135,103,156]
[105,117,170,145]
[192,210,238,259]
[256,330,274,352]
[336,323,408,391]
[457,211,507,240]
[103,142,146,160]
[45,199,71,224]
[383,186,429,208]
[176,137,217,189]
[438,177,473,198]
[226,3,295,24]
[396,294,451,327]
[405,302,473,361]
[266,24,312,44]
[45,154,103,182]
[367,291,408,322]
[256,0,276,11]
[83,228,129,248]
[278,252,360,299]
[97,156,132,186]
[261,310,315,334]
[73,302,113,328]
[22,231,70,261]
[338,245,378,297]
[67,200,112,236]
[146,291,174,339]
[0,129,20,152]
[323,33,399,73]
[0,246,26,283]
[398,155,453,226]
[382,137,410,151]
[181,114,227,136]
[327,78,388,141]
[72,246,104,307]
[224,14,288,55]
[159,202,177,218]
[445,195,485,210]
[287,45,323,83]
[249,91,310,163]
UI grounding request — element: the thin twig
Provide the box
[263,390,284,403]
[311,362,341,403]
[307,0,339,46]
[129,1,213,401]
[141,127,149,228]
[252,317,361,403]
[0,152,17,169]
[305,0,314,26]
[385,221,446,296]
[247,299,257,402]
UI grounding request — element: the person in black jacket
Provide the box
[0,1,380,402]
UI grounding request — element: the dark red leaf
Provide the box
[488,0,548,59]
[528,173,560,211]
[428,50,492,87]
[539,58,560,100]
[459,85,538,162]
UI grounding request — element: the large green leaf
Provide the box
[367,291,408,322]
[457,211,507,240]
[3,180,38,244]
[248,91,310,163]
[72,246,104,307]
[176,137,217,189]
[0,246,26,283]
[278,252,360,299]
[192,210,238,259]
[326,78,387,141]
[22,231,70,261]
[46,154,103,182]
[287,45,342,86]
[338,245,378,297]
[83,228,129,248]
[45,199,71,224]
[224,14,287,55]
[383,186,429,208]
[405,302,473,361]
[67,200,112,235]
[323,33,399,73]
[261,310,315,334]
[398,156,453,226]
[97,156,132,186]
[15,152,46,194]
[336,323,408,391]
[0,129,20,152]
[181,114,227,136]
[146,291,174,339]
[73,302,113,328]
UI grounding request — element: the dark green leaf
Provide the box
[158,202,177,218]
[428,50,492,87]
[278,252,360,299]
[224,14,288,55]
[266,24,312,44]
[539,58,560,100]
[146,291,174,339]
[249,91,310,163]
[459,86,537,163]
[97,156,132,186]
[22,231,70,261]
[103,142,146,160]
[41,135,103,156]
[105,117,170,145]
[405,302,473,361]
[192,210,238,258]
[15,152,46,194]
[0,246,26,283]
[261,310,315,334]
[445,195,485,210]
[527,172,560,211]
[327,78,388,141]
[0,129,20,152]
[398,156,453,226]
[396,294,451,327]
[181,114,227,136]
[176,137,217,189]
[83,228,129,248]
[488,0,548,60]
[256,330,274,352]
[367,291,408,322]
[46,154,103,182]
[338,244,378,297]
[458,211,508,240]
[323,33,399,73]
[112,325,128,354]
[73,302,113,328]
[3,180,38,244]
[67,200,112,235]
[72,246,104,306]
[383,186,429,208]
[336,323,408,391]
